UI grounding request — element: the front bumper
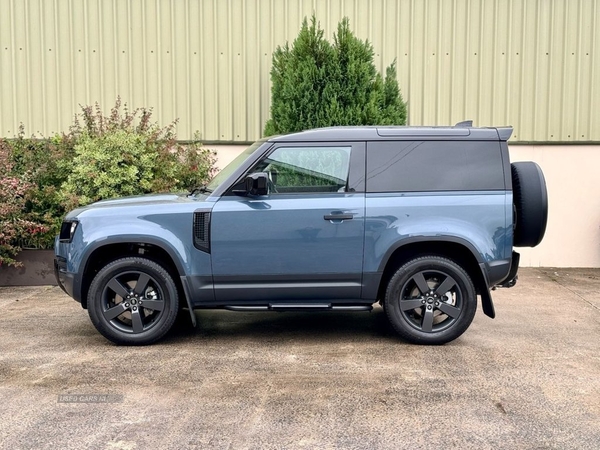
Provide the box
[54,257,77,301]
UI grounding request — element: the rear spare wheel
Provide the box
[511,161,548,247]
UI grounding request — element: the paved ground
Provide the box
[0,268,599,450]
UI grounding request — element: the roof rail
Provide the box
[454,120,473,128]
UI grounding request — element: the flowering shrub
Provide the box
[5,128,74,249]
[0,146,48,266]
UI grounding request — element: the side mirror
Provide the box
[233,172,269,196]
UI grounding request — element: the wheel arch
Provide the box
[78,238,187,309]
[375,238,494,318]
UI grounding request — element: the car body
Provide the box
[55,123,547,345]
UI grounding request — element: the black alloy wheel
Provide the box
[385,256,477,345]
[87,257,179,345]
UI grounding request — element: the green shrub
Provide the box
[264,16,407,136]
[61,130,158,207]
[60,99,216,209]
[0,99,216,259]
[172,134,218,192]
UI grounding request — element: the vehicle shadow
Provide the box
[164,306,399,344]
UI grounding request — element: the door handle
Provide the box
[324,213,354,221]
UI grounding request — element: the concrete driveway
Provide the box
[0,268,599,449]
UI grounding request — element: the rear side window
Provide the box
[366,141,505,192]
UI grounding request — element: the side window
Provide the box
[252,146,352,193]
[366,141,505,192]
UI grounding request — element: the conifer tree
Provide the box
[264,16,407,136]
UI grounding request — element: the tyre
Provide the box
[384,256,477,345]
[87,257,179,345]
[511,161,548,247]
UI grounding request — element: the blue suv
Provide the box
[54,123,548,345]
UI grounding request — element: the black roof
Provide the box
[269,125,513,142]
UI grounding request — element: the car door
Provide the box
[210,142,366,303]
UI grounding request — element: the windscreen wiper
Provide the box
[189,185,213,196]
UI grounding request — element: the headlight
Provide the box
[59,220,79,243]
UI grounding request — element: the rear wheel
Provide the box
[87,257,179,345]
[384,256,477,345]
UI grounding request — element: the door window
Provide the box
[251,146,352,193]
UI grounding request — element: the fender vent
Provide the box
[193,210,211,253]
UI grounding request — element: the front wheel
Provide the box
[87,257,179,345]
[384,256,477,345]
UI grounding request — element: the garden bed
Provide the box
[0,249,56,286]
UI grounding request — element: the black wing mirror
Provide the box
[232,172,269,196]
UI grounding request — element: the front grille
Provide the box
[193,210,211,253]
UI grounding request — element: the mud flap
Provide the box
[480,288,496,319]
[180,276,197,328]
[478,262,496,319]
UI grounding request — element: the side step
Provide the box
[224,304,372,312]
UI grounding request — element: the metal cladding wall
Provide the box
[0,0,598,142]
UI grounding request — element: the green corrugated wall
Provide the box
[0,0,598,142]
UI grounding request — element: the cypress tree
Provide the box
[264,16,407,136]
